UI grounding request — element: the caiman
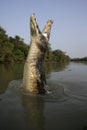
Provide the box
[23,14,53,94]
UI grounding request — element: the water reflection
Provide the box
[22,94,45,130]
[45,62,69,78]
[71,61,87,66]
[0,64,24,94]
[0,62,87,130]
[21,80,65,130]
[0,62,67,94]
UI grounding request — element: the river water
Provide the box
[0,62,87,130]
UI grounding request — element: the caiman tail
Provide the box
[23,14,53,94]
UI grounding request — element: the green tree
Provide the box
[52,49,70,62]
[0,26,29,63]
[13,35,29,60]
[0,27,9,62]
[13,49,25,62]
[45,43,53,61]
[0,26,70,63]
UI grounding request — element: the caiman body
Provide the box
[23,14,53,94]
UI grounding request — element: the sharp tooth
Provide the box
[43,33,47,37]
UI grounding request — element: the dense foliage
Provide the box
[45,46,70,62]
[0,26,70,63]
[71,57,87,61]
[0,26,29,63]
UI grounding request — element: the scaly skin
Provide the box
[23,14,53,94]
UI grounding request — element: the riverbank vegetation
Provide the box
[0,26,70,63]
[71,57,87,61]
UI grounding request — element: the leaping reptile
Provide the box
[23,14,53,94]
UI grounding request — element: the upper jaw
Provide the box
[30,14,42,37]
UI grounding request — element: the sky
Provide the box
[0,0,87,58]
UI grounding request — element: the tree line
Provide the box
[71,57,87,61]
[0,26,70,63]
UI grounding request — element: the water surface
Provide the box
[0,62,87,130]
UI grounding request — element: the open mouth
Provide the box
[30,13,53,42]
